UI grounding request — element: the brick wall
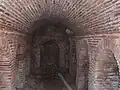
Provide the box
[75,34,120,90]
[0,0,120,90]
[0,29,27,90]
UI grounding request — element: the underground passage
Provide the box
[0,0,120,90]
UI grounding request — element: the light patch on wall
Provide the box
[119,26,120,30]
[65,29,73,35]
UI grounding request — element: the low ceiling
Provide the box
[0,0,120,36]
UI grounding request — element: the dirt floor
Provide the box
[23,76,67,90]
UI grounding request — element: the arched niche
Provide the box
[94,49,119,90]
[39,38,70,72]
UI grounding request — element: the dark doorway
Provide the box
[40,40,59,79]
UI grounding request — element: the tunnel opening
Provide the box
[0,0,120,90]
[40,40,59,80]
[21,23,77,90]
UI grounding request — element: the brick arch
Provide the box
[1,0,120,35]
[110,39,120,72]
[92,38,120,90]
[0,34,22,90]
[94,49,119,90]
[96,39,120,72]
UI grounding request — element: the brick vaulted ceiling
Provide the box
[0,0,120,35]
